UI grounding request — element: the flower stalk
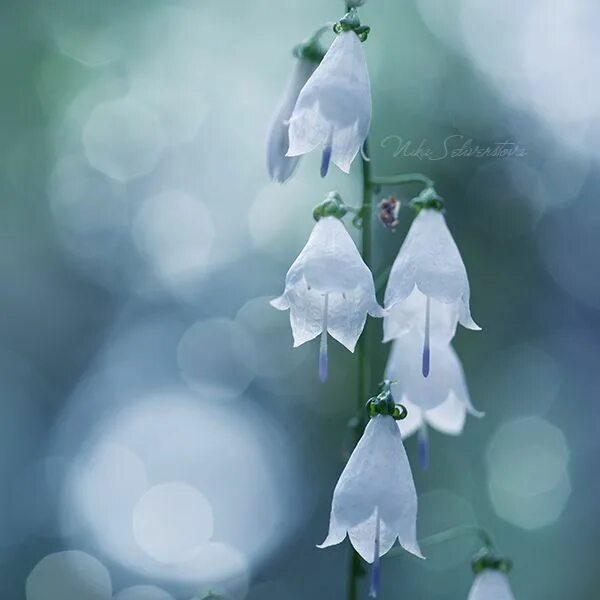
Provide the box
[347,139,374,600]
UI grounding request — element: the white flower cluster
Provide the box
[266,10,516,599]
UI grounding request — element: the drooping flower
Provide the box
[467,569,516,600]
[385,334,483,468]
[318,414,423,562]
[384,209,480,377]
[271,215,382,380]
[266,57,317,183]
[286,30,371,176]
[385,333,482,413]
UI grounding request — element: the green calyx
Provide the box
[313,191,349,221]
[410,186,445,214]
[366,380,407,420]
[334,9,371,42]
[471,548,513,575]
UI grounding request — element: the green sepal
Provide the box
[365,380,407,420]
[471,547,513,575]
[313,191,349,221]
[410,186,445,214]
[333,9,370,41]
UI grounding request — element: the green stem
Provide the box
[347,140,374,600]
[385,525,495,560]
[420,525,495,550]
[370,173,434,188]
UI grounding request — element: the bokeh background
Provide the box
[0,0,597,598]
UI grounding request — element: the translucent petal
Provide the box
[459,287,482,331]
[269,295,289,310]
[327,289,369,352]
[383,287,459,344]
[286,217,378,298]
[287,32,371,173]
[467,571,516,600]
[423,392,467,435]
[385,210,473,309]
[272,217,383,350]
[385,334,469,410]
[285,283,324,347]
[396,397,424,438]
[321,415,423,562]
[266,58,315,183]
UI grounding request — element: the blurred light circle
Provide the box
[486,417,571,529]
[488,472,572,531]
[66,443,149,560]
[26,550,112,600]
[248,173,358,265]
[235,297,309,379]
[59,390,299,584]
[114,585,174,600]
[460,0,600,159]
[460,0,533,89]
[83,97,165,182]
[131,73,209,146]
[132,190,215,291]
[133,482,214,564]
[176,542,249,598]
[248,183,315,258]
[177,319,257,398]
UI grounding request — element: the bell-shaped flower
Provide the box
[318,414,423,564]
[287,31,371,176]
[385,333,482,413]
[384,209,480,377]
[385,334,483,468]
[266,57,317,183]
[271,216,382,381]
[467,570,516,600]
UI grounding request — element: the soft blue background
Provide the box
[0,0,596,598]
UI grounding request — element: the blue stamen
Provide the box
[320,144,332,178]
[369,509,381,598]
[319,294,329,382]
[417,424,430,470]
[319,341,328,382]
[422,295,431,377]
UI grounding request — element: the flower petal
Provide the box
[270,295,289,310]
[317,508,348,549]
[266,59,315,183]
[396,397,424,438]
[287,32,371,174]
[285,284,324,347]
[385,210,472,308]
[423,392,467,436]
[327,415,422,561]
[459,289,481,331]
[383,287,459,345]
[289,217,377,297]
[468,571,516,600]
